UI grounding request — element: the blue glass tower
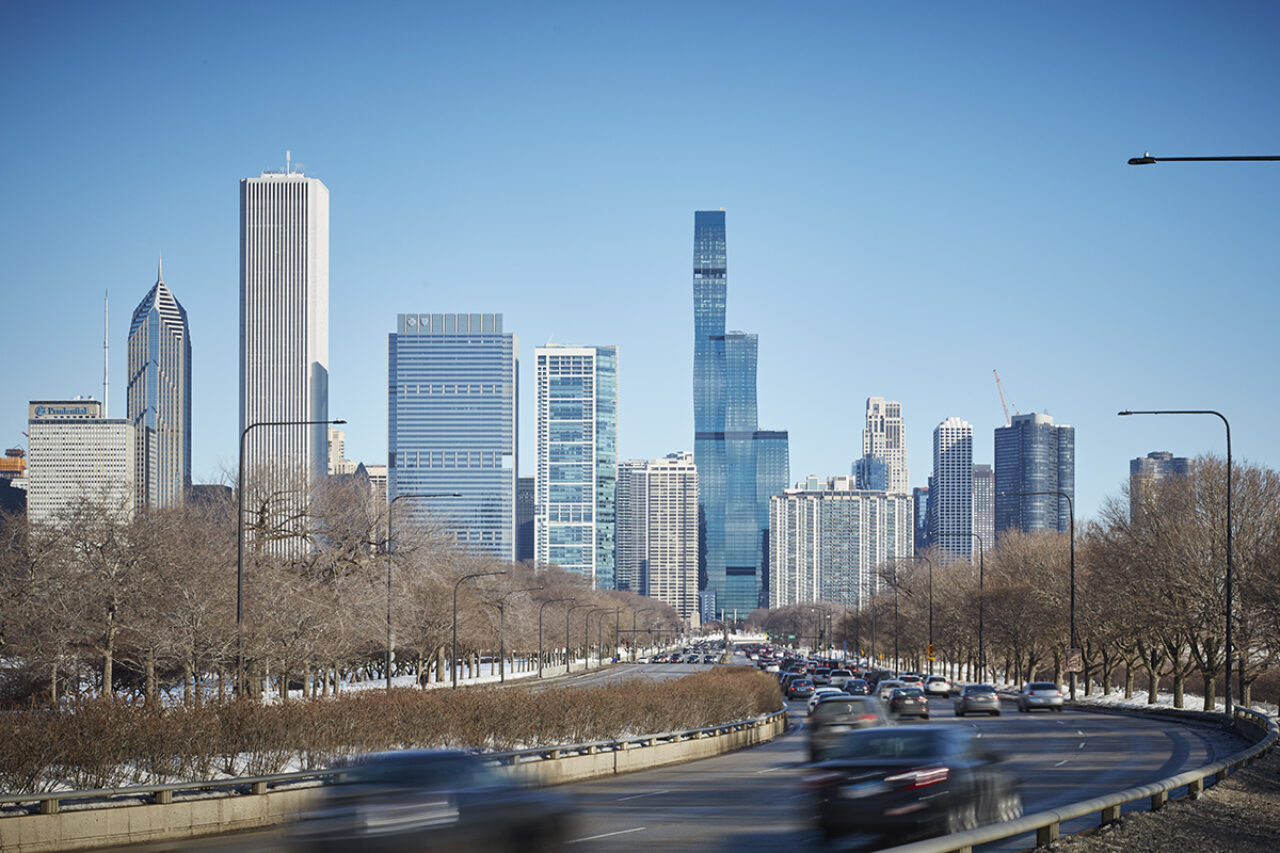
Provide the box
[994,412,1074,541]
[388,313,517,560]
[692,211,789,616]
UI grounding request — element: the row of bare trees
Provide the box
[748,456,1280,710]
[0,472,679,707]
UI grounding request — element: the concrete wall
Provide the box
[0,714,787,853]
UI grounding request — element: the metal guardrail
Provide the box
[0,707,788,816]
[877,704,1278,853]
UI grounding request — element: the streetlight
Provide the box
[236,417,346,694]
[584,608,605,670]
[452,569,508,689]
[538,598,575,678]
[1119,408,1234,714]
[631,607,655,661]
[972,531,987,685]
[917,552,935,675]
[566,604,594,674]
[385,492,459,690]
[1000,489,1075,700]
[494,586,543,683]
[1128,153,1280,165]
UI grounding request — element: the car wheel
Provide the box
[944,801,979,834]
[992,710,1001,717]
[922,713,930,720]
[995,789,1023,823]
[956,710,965,718]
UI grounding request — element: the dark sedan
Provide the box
[808,696,890,762]
[887,687,929,719]
[954,683,1002,717]
[288,749,576,852]
[786,677,816,700]
[844,678,871,696]
[806,726,1022,843]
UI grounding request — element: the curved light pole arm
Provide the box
[451,569,508,689]
[538,597,575,678]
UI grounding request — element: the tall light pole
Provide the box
[631,607,655,661]
[1001,489,1075,700]
[918,552,935,675]
[584,608,605,670]
[452,569,507,689]
[538,598,574,678]
[494,586,543,683]
[236,417,345,694]
[566,604,593,674]
[385,492,459,690]
[972,531,987,684]
[1120,408,1233,714]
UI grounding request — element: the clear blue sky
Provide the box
[3,1,1278,523]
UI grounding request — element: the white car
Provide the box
[807,687,845,713]
[876,679,906,702]
[923,675,952,697]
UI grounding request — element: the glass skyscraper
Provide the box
[931,417,973,560]
[534,344,617,588]
[994,412,1075,540]
[388,313,517,561]
[692,210,789,616]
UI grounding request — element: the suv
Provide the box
[807,696,889,761]
[923,675,952,697]
[827,669,853,689]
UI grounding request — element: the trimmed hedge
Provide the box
[0,667,782,794]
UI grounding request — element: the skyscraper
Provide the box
[27,400,135,525]
[972,463,994,552]
[127,258,191,508]
[854,398,908,493]
[1129,451,1189,519]
[516,476,535,563]
[534,344,617,588]
[912,485,931,552]
[388,313,517,560]
[615,453,699,619]
[994,412,1075,539]
[692,210,790,616]
[930,417,973,559]
[240,167,330,493]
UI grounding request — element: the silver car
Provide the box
[1016,681,1065,712]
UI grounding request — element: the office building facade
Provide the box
[388,313,517,560]
[27,400,135,525]
[534,345,617,587]
[692,210,790,616]
[854,398,909,493]
[615,453,699,618]
[1129,450,1190,519]
[972,463,994,552]
[994,412,1075,539]
[516,476,535,563]
[930,417,973,559]
[127,259,191,509]
[240,169,330,499]
[769,478,912,609]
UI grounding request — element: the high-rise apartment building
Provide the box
[240,168,330,497]
[769,478,912,609]
[615,453,699,619]
[930,417,973,559]
[327,427,357,476]
[972,463,994,552]
[692,210,790,616]
[388,313,517,560]
[912,486,930,552]
[27,400,135,525]
[854,398,908,493]
[127,259,191,509]
[994,412,1075,540]
[516,476,535,563]
[1129,450,1190,518]
[534,345,616,587]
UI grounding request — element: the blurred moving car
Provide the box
[887,687,929,719]
[806,726,1023,843]
[808,696,890,762]
[289,749,576,852]
[807,686,846,713]
[923,675,952,697]
[1016,682,1065,712]
[954,684,1002,717]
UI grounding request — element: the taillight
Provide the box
[802,771,843,789]
[885,767,950,790]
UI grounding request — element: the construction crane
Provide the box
[993,369,1017,427]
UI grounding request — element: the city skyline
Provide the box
[5,3,1279,528]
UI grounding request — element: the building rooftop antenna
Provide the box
[286,149,291,174]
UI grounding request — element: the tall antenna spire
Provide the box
[103,290,109,417]
[157,251,163,284]
[286,149,291,174]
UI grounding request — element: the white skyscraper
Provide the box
[127,258,191,509]
[854,398,909,494]
[931,417,973,560]
[615,453,699,620]
[239,167,330,500]
[27,400,135,525]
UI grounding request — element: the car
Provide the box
[843,678,871,696]
[811,667,832,686]
[924,675,952,697]
[1017,682,1065,712]
[827,668,853,689]
[288,749,576,851]
[877,679,906,702]
[887,686,930,719]
[808,696,891,761]
[897,673,924,686]
[954,684,1002,717]
[786,678,816,700]
[807,686,846,713]
[806,725,1022,843]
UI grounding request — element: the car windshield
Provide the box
[894,687,924,697]
[830,670,851,677]
[963,684,996,694]
[831,729,948,760]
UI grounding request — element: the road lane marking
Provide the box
[568,827,647,844]
[616,790,669,801]
[1077,730,1085,736]
[1079,742,1086,749]
[755,765,785,774]
[1054,759,1069,767]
